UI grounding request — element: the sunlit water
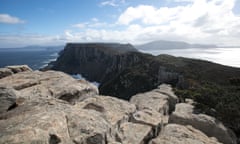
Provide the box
[141,48,240,68]
[0,50,59,70]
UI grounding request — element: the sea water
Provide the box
[141,48,240,68]
[0,49,59,70]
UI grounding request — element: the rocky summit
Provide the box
[0,65,237,144]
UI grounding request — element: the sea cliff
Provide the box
[46,43,240,143]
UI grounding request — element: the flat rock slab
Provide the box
[0,98,111,144]
[132,109,163,127]
[0,99,72,143]
[118,122,153,144]
[77,96,136,126]
[130,91,169,115]
[0,70,98,104]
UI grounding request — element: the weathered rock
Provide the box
[117,122,153,144]
[131,109,163,127]
[66,109,111,144]
[6,65,32,73]
[131,109,163,138]
[0,98,72,143]
[130,91,169,115]
[153,84,178,112]
[0,65,32,79]
[185,98,195,105]
[0,70,98,104]
[169,103,237,144]
[0,87,16,114]
[77,96,136,126]
[0,98,113,144]
[150,124,222,144]
[0,68,13,79]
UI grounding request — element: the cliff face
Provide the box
[0,66,236,144]
[51,43,139,82]
[50,43,184,99]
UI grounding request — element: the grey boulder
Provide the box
[169,103,237,144]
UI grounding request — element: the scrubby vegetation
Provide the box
[175,79,240,142]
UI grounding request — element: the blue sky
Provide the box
[0,0,240,47]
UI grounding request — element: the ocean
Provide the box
[0,48,61,70]
[141,48,240,68]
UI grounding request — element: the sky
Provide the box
[0,0,240,48]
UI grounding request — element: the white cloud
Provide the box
[173,0,195,2]
[100,0,125,7]
[0,14,25,24]
[72,23,87,28]
[101,0,118,7]
[118,5,184,25]
[72,19,113,29]
[91,18,99,22]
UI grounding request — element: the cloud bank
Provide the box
[69,0,240,46]
[0,14,25,24]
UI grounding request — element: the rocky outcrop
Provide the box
[150,124,221,144]
[0,65,236,144]
[0,97,111,144]
[0,87,16,114]
[131,91,169,115]
[6,65,32,73]
[0,70,98,104]
[130,84,178,116]
[117,122,153,144]
[0,65,32,79]
[169,103,237,144]
[77,96,136,126]
[0,68,13,79]
[153,84,178,112]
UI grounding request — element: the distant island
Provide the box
[135,40,218,50]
